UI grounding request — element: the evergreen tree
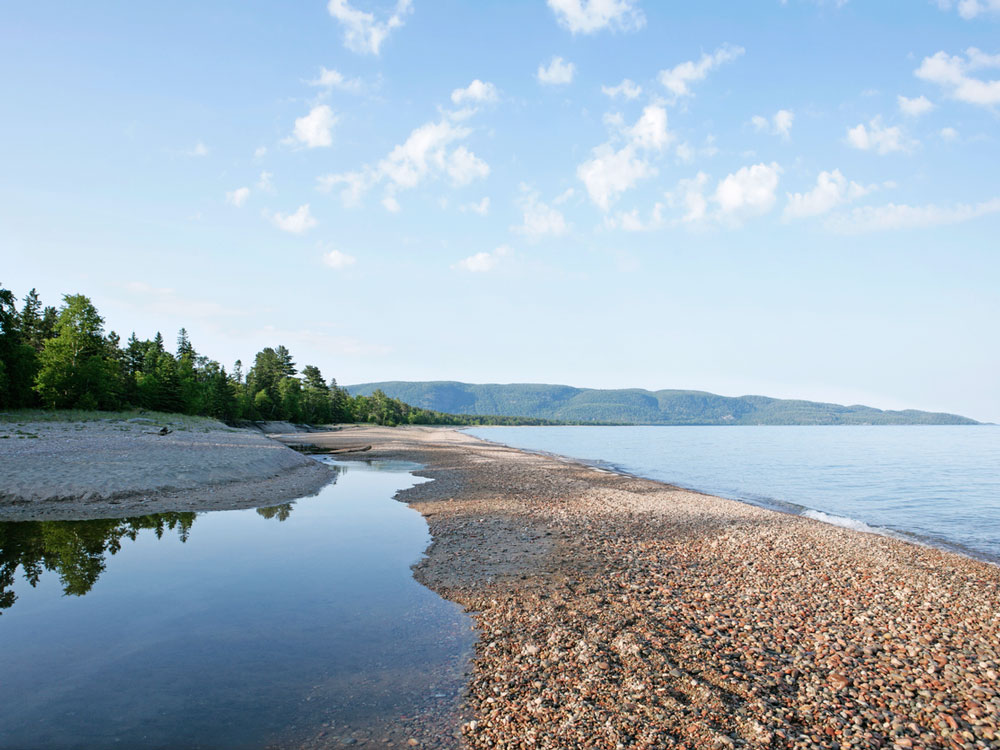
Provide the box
[34,294,119,409]
[0,284,39,408]
[18,289,48,352]
[176,328,195,359]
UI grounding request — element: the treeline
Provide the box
[0,283,553,427]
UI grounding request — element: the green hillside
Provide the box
[345,382,979,426]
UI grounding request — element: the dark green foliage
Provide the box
[347,381,980,426]
[0,513,196,612]
[0,284,39,408]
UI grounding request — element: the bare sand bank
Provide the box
[0,417,334,520]
[282,426,1000,750]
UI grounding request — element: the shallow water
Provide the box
[467,425,1000,562]
[0,459,473,749]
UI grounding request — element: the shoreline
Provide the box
[460,428,1000,568]
[283,426,1000,750]
[0,417,335,521]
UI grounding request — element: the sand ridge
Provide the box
[0,418,334,520]
[283,426,1000,750]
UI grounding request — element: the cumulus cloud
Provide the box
[290,105,337,148]
[453,245,511,273]
[601,78,642,99]
[897,94,934,117]
[322,249,357,269]
[672,172,711,223]
[327,0,412,55]
[935,0,1000,19]
[189,141,209,157]
[537,56,576,85]
[577,105,671,209]
[308,67,363,93]
[268,204,317,233]
[317,116,489,210]
[604,203,664,232]
[915,48,1000,107]
[451,79,499,105]
[783,169,873,220]
[513,187,569,240]
[257,170,274,193]
[751,109,794,139]
[825,197,1000,233]
[941,126,960,141]
[226,187,250,207]
[713,162,782,219]
[846,117,913,154]
[658,44,745,99]
[254,146,268,159]
[547,0,645,34]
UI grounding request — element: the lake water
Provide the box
[466,425,1000,563]
[0,459,474,749]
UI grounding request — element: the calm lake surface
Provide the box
[467,425,1000,562]
[0,459,473,749]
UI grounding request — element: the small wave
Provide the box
[801,509,886,535]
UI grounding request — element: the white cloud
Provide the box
[897,94,934,117]
[513,187,569,240]
[254,146,268,158]
[323,249,357,269]
[381,195,400,212]
[577,105,672,209]
[317,170,369,206]
[752,109,794,139]
[461,197,491,215]
[451,79,499,105]
[666,172,711,223]
[915,48,1000,107]
[308,66,363,93]
[935,0,1000,19]
[601,78,642,99]
[318,116,489,210]
[453,245,511,273]
[553,187,575,204]
[190,141,209,157]
[226,187,250,207]
[713,162,782,218]
[257,170,274,192]
[825,197,1000,233]
[578,145,654,210]
[940,126,960,141]
[547,0,645,34]
[268,204,317,234]
[538,56,576,85]
[605,203,664,232]
[846,117,913,154]
[658,44,745,98]
[783,169,873,220]
[327,0,412,55]
[290,105,337,148]
[628,104,671,150]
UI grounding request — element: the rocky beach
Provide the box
[281,426,1000,750]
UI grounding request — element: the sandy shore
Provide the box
[0,417,334,520]
[281,426,1000,750]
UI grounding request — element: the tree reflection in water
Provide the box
[0,463,340,614]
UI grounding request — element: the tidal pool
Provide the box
[0,459,474,749]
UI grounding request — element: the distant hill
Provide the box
[345,381,979,426]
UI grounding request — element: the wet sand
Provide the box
[280,426,1000,750]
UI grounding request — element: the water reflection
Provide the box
[0,470,333,615]
[0,460,472,750]
[0,513,196,611]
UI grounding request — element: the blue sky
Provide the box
[2,0,999,421]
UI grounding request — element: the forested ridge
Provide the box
[0,283,547,427]
[348,381,980,426]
